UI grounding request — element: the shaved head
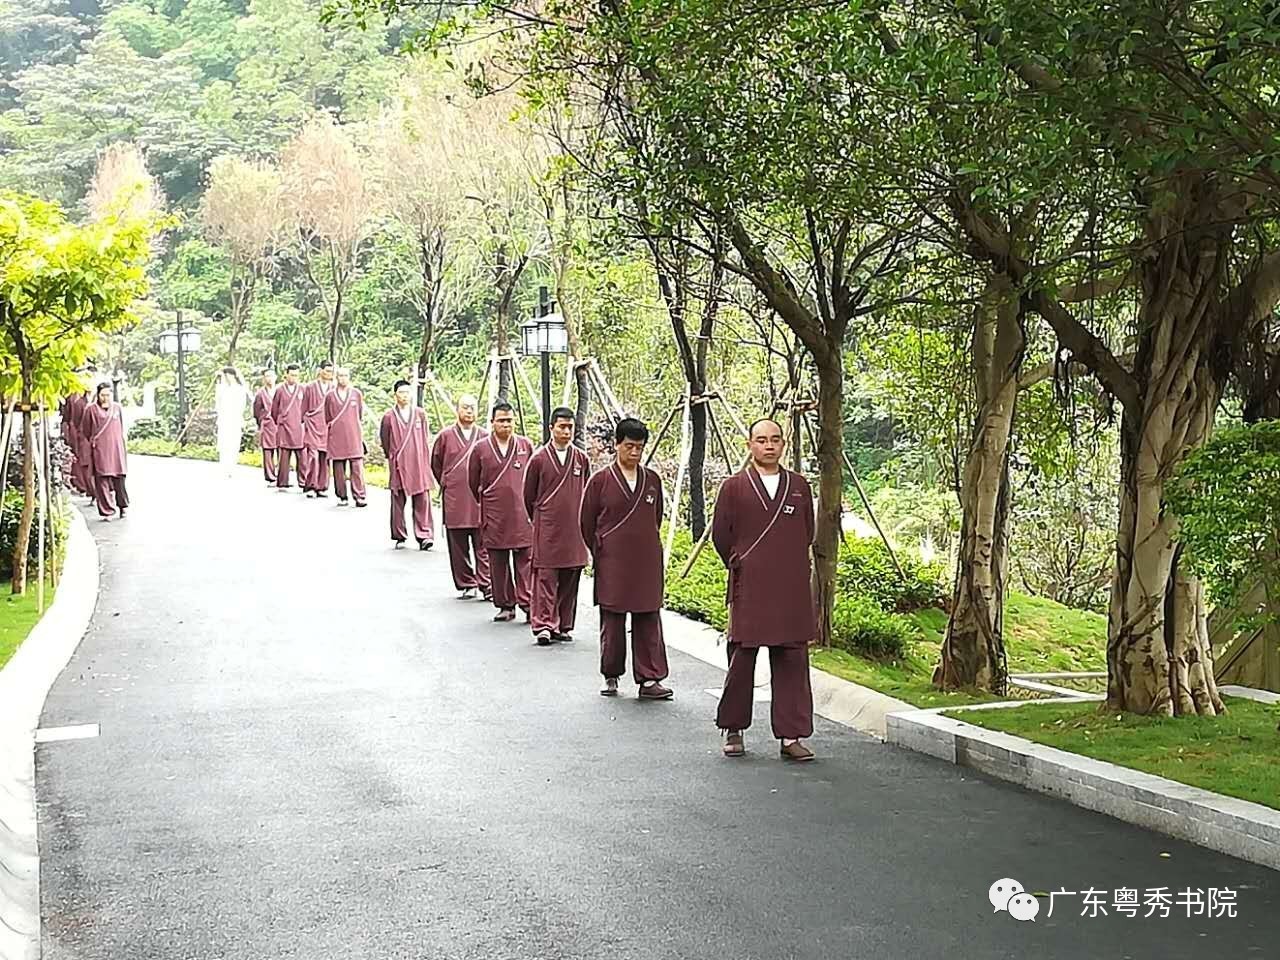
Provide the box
[747,417,783,439]
[747,417,785,472]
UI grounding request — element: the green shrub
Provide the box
[127,438,219,461]
[1,489,70,580]
[128,417,166,441]
[836,536,947,612]
[830,596,919,659]
[664,528,729,630]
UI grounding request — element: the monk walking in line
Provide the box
[579,418,673,700]
[467,402,533,622]
[74,368,97,501]
[430,393,491,600]
[60,384,87,495]
[272,365,306,490]
[380,379,435,549]
[301,360,335,497]
[712,418,816,762]
[523,407,591,646]
[80,382,129,520]
[325,366,367,508]
[252,369,278,484]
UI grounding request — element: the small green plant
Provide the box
[128,417,166,442]
[830,596,919,658]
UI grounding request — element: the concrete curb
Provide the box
[0,509,99,960]
[886,706,1280,871]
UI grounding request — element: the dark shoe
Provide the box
[336,498,348,507]
[418,540,430,551]
[118,508,126,518]
[638,682,673,701]
[723,732,745,758]
[315,492,328,499]
[534,629,552,646]
[459,588,476,600]
[554,632,573,643]
[600,678,619,697]
[780,741,815,762]
[493,609,516,623]
[305,490,316,499]
[355,500,367,508]
[393,540,405,550]
[521,608,530,623]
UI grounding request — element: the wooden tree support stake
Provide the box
[663,393,692,571]
[0,398,17,531]
[588,359,626,422]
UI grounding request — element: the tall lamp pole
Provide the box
[520,286,569,444]
[157,310,203,445]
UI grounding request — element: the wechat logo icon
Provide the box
[990,878,1040,922]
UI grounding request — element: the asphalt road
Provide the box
[35,456,1280,960]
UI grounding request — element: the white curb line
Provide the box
[886,705,1280,871]
[0,509,99,960]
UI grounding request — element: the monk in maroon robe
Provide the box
[712,418,816,762]
[72,373,97,500]
[429,394,491,600]
[324,366,367,507]
[80,383,129,520]
[467,402,533,622]
[271,365,306,489]
[61,389,87,495]
[252,370,278,484]
[380,379,435,549]
[579,418,672,700]
[523,407,590,645]
[301,360,334,497]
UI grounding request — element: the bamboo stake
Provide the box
[425,369,454,410]
[705,400,736,471]
[663,393,692,571]
[584,362,618,423]
[512,353,543,434]
[589,359,626,421]
[44,405,57,587]
[0,398,17,530]
[643,400,683,468]
[36,404,46,614]
[711,386,750,439]
[506,358,527,436]
[799,411,907,583]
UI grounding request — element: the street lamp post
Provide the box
[157,310,203,444]
[519,287,569,443]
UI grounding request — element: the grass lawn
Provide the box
[814,592,1108,710]
[0,578,57,671]
[945,697,1280,811]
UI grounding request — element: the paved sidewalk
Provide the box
[34,456,1280,959]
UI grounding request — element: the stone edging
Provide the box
[886,704,1280,871]
[0,509,100,960]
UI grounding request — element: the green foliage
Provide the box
[128,438,218,461]
[663,527,937,660]
[1168,420,1280,617]
[128,417,166,441]
[0,488,68,579]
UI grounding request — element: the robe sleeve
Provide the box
[323,392,338,427]
[579,474,599,554]
[522,454,540,522]
[711,478,735,566]
[429,432,446,485]
[379,413,392,460]
[467,444,482,502]
[270,390,283,421]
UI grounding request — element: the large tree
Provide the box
[0,190,154,593]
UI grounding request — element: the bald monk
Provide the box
[523,407,591,646]
[272,365,306,490]
[467,402,533,622]
[301,360,335,497]
[325,366,367,508]
[80,382,129,520]
[713,418,816,762]
[252,370,278,484]
[579,418,672,700]
[430,394,491,600]
[380,379,435,549]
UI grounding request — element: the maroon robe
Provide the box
[61,394,87,492]
[80,401,127,477]
[324,387,364,461]
[523,443,590,569]
[270,383,305,449]
[711,467,816,648]
[73,392,96,496]
[467,435,535,551]
[380,406,433,496]
[579,463,665,613]
[253,387,278,449]
[380,405,434,544]
[302,381,333,452]
[430,424,487,529]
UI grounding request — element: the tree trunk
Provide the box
[1107,241,1225,715]
[687,397,708,538]
[936,274,1021,693]
[812,351,844,645]
[327,289,343,363]
[226,270,254,367]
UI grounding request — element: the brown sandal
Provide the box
[723,732,745,758]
